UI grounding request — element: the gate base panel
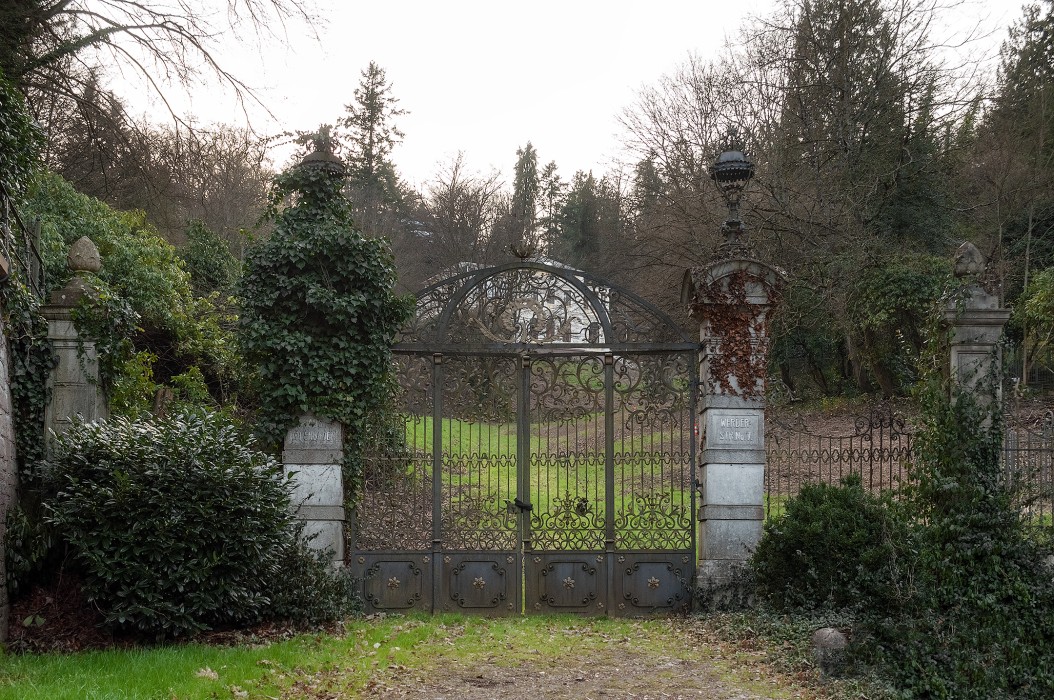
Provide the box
[354,552,432,614]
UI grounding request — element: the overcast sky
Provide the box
[124,0,1028,188]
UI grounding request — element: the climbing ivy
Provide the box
[0,69,43,196]
[0,68,51,481]
[1,280,53,483]
[238,139,413,484]
[24,173,243,406]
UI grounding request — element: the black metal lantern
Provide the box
[710,148,755,249]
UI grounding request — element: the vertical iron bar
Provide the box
[604,353,615,614]
[431,353,444,612]
[519,353,531,615]
[689,352,698,555]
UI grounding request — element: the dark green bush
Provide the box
[42,410,356,638]
[865,391,1054,698]
[751,474,906,611]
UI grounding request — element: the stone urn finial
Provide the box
[953,241,984,280]
[68,236,102,274]
[48,236,101,307]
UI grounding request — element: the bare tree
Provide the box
[4,1,317,120]
[392,154,505,290]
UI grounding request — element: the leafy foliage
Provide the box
[845,255,953,395]
[1,280,54,481]
[238,140,413,471]
[754,387,1054,697]
[0,68,42,195]
[863,390,1054,698]
[24,171,242,405]
[3,502,54,599]
[1015,266,1054,376]
[42,410,357,638]
[752,474,906,611]
[178,219,240,296]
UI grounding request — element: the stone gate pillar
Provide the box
[284,414,345,567]
[683,256,784,589]
[945,242,1010,419]
[41,237,107,440]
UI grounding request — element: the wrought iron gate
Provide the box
[351,261,697,615]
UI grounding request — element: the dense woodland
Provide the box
[2,0,1054,405]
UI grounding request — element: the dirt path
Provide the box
[280,617,825,700]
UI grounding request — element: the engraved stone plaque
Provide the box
[284,414,342,452]
[705,410,762,448]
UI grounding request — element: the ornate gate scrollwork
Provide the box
[352,260,698,615]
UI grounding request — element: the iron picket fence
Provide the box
[0,179,45,297]
[764,406,1054,530]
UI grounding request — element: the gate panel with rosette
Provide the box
[352,261,696,615]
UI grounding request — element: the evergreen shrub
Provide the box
[752,474,906,611]
[42,410,356,638]
[866,391,1054,698]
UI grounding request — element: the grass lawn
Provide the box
[0,614,890,700]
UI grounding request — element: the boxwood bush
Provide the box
[751,474,907,612]
[42,410,355,638]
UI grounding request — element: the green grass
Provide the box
[0,614,873,699]
[399,414,693,516]
[0,618,434,700]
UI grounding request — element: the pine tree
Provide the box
[509,142,539,245]
[341,61,408,235]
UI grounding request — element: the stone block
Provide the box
[53,347,99,385]
[699,394,763,411]
[282,448,343,464]
[301,519,345,562]
[698,463,764,506]
[698,504,763,520]
[296,504,346,521]
[700,447,765,464]
[699,518,763,561]
[286,463,343,507]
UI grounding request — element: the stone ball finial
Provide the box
[953,241,985,279]
[68,236,102,274]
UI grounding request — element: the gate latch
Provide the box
[505,498,533,514]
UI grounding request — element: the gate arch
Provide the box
[352,260,698,615]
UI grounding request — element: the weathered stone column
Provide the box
[283,414,345,566]
[0,307,18,642]
[945,242,1010,417]
[683,256,784,589]
[41,237,107,440]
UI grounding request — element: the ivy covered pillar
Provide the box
[239,130,412,571]
[683,256,784,589]
[945,242,1010,420]
[41,236,107,440]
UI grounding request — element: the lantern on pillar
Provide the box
[709,148,755,251]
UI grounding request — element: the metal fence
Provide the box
[764,406,1054,529]
[765,406,913,518]
[1003,411,1054,530]
[0,179,45,297]
[1007,345,1054,395]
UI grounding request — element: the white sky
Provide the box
[123,0,1028,188]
